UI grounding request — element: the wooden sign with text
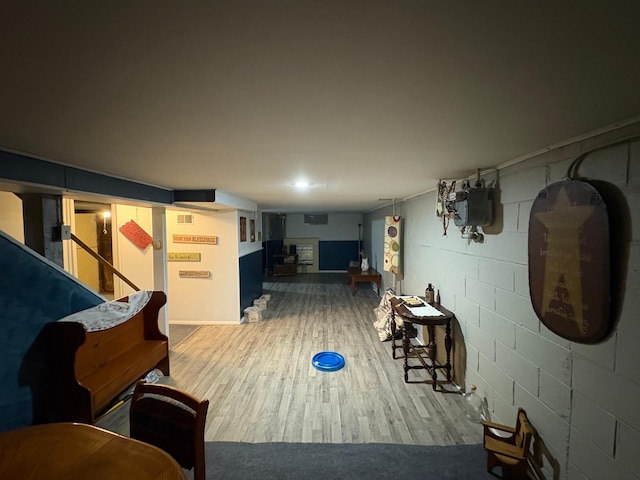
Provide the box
[120,220,154,249]
[178,270,211,278]
[173,234,217,245]
[528,180,611,343]
[168,252,201,262]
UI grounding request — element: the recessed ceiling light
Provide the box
[294,181,310,188]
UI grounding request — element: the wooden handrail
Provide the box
[70,232,140,292]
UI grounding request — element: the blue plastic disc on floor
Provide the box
[312,351,345,372]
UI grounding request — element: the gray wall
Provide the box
[364,124,640,480]
[285,213,363,240]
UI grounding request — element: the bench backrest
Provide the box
[75,312,148,380]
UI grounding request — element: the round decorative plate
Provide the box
[312,351,345,372]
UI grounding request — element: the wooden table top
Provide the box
[0,423,186,480]
[390,296,453,325]
[347,267,380,277]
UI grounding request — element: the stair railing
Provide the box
[70,232,140,292]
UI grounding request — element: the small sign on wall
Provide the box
[168,252,201,262]
[173,234,218,245]
[120,220,154,249]
[179,270,211,278]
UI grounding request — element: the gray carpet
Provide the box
[205,442,495,479]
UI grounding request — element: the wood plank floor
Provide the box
[98,273,482,445]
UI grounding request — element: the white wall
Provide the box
[166,209,241,324]
[365,125,640,480]
[0,192,24,242]
[113,205,156,297]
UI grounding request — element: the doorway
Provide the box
[74,202,114,299]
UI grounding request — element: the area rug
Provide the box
[205,442,493,479]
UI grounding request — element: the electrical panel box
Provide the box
[452,187,494,228]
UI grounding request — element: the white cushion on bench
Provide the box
[57,290,152,332]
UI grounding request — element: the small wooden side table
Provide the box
[347,267,382,295]
[390,297,454,390]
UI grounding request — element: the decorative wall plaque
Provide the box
[384,216,402,274]
[168,252,201,262]
[528,180,611,343]
[173,234,217,245]
[120,220,154,249]
[178,270,211,278]
[240,217,247,242]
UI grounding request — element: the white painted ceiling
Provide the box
[1,1,639,212]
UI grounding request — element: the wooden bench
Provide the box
[23,291,169,424]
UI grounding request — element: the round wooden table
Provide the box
[0,423,186,480]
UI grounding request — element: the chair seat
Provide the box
[484,436,526,460]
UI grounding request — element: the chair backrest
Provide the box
[129,381,209,480]
[514,408,534,453]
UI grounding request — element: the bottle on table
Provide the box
[425,283,434,304]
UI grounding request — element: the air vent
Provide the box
[304,214,328,225]
[177,213,194,224]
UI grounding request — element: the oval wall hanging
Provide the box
[528,180,611,343]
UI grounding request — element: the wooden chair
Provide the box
[129,381,209,480]
[482,407,534,479]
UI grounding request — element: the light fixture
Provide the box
[294,181,309,188]
[102,211,111,234]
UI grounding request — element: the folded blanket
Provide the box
[373,287,397,341]
[57,290,152,332]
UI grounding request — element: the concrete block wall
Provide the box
[366,126,640,479]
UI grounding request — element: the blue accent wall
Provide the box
[0,231,103,432]
[0,149,174,204]
[239,250,263,315]
[263,239,283,274]
[318,240,359,270]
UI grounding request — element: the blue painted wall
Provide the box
[239,250,263,315]
[0,149,173,204]
[318,240,359,270]
[0,231,103,432]
[263,239,283,274]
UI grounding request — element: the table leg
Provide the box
[391,310,398,359]
[427,325,437,363]
[445,322,452,382]
[351,277,356,295]
[375,278,380,295]
[427,325,438,390]
[403,323,410,383]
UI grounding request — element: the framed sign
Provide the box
[240,217,247,242]
[528,180,611,343]
[250,219,255,242]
